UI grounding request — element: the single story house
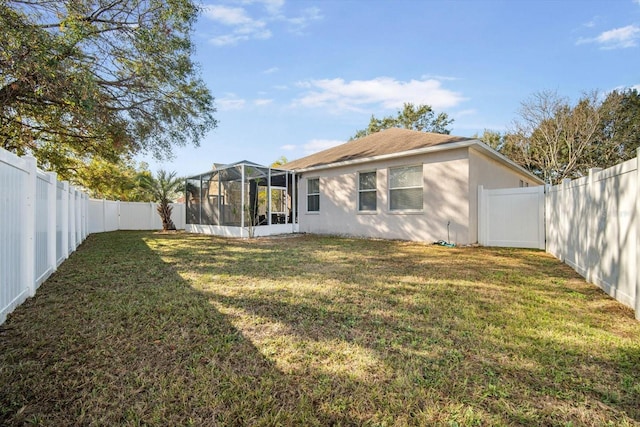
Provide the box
[280,128,543,245]
[185,128,543,243]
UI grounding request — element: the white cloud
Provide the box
[577,24,640,49]
[218,95,246,110]
[204,5,254,25]
[263,67,279,74]
[203,2,322,46]
[241,0,285,16]
[254,98,273,106]
[280,144,296,151]
[632,84,640,91]
[293,77,466,112]
[303,139,344,154]
[284,7,323,34]
[204,5,271,46]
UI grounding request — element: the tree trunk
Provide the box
[157,201,176,231]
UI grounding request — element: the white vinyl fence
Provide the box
[88,199,185,233]
[1,148,88,325]
[546,154,639,320]
[478,185,546,249]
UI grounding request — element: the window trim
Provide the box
[306,177,320,213]
[357,170,377,213]
[388,164,424,212]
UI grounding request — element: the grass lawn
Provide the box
[0,231,639,426]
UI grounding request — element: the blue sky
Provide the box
[140,0,640,177]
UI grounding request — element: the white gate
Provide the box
[478,185,545,249]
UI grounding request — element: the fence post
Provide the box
[61,182,69,260]
[477,185,485,245]
[100,198,106,233]
[537,185,545,250]
[69,187,76,251]
[560,178,572,262]
[150,201,156,230]
[587,169,602,285]
[544,184,551,252]
[75,191,81,245]
[81,193,87,240]
[23,156,37,297]
[636,149,640,320]
[85,194,89,239]
[47,172,57,272]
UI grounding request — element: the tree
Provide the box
[505,91,602,185]
[75,158,154,201]
[1,0,216,180]
[475,129,505,151]
[350,103,453,139]
[271,156,288,167]
[478,90,640,185]
[591,88,640,168]
[139,170,183,231]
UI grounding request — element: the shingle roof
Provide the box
[281,128,474,170]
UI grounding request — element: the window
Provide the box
[389,165,423,211]
[358,171,377,211]
[307,178,319,212]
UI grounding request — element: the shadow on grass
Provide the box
[1,231,639,426]
[150,232,640,425]
[0,231,358,426]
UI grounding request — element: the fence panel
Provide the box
[119,202,157,230]
[170,203,185,229]
[0,151,30,324]
[35,171,52,288]
[546,157,639,320]
[478,185,545,249]
[56,182,70,266]
[89,199,185,232]
[0,147,88,325]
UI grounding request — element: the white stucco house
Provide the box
[185,128,543,243]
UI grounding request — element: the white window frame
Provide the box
[307,177,320,213]
[388,164,424,212]
[357,170,377,212]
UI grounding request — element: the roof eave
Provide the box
[289,139,544,185]
[288,140,478,173]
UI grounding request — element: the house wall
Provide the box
[468,148,541,243]
[296,148,472,243]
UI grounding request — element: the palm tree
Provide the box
[139,170,182,231]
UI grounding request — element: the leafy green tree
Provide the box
[1,0,216,180]
[591,88,640,168]
[475,129,505,151]
[75,158,154,202]
[351,103,453,139]
[271,156,288,167]
[139,170,183,231]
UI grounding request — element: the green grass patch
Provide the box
[1,231,639,426]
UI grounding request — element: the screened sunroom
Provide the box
[185,161,297,238]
